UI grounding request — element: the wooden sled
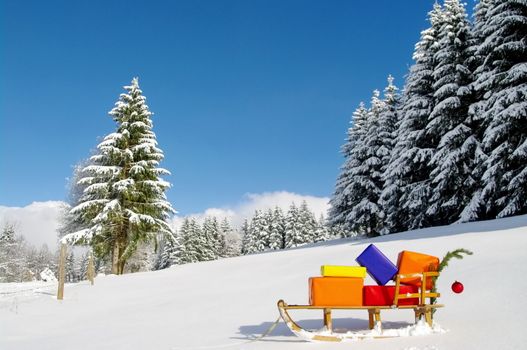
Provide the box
[277,272,444,342]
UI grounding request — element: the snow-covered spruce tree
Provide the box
[177,219,191,264]
[155,232,174,270]
[127,241,158,272]
[179,218,200,264]
[466,0,527,219]
[377,76,401,167]
[0,223,25,282]
[298,201,318,242]
[210,216,225,259]
[243,213,258,254]
[384,3,444,231]
[240,219,251,255]
[314,215,332,242]
[57,158,92,241]
[213,217,226,258]
[328,103,368,229]
[266,208,282,251]
[376,76,402,234]
[214,217,229,258]
[78,252,89,281]
[285,202,310,248]
[347,90,386,236]
[28,244,57,280]
[65,252,78,283]
[275,206,287,248]
[202,216,223,260]
[425,0,477,226]
[466,0,493,75]
[220,218,240,257]
[269,206,286,250]
[63,78,176,274]
[458,0,495,222]
[247,210,270,253]
[94,255,111,275]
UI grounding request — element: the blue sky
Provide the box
[1,0,460,215]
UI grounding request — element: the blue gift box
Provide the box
[356,244,398,286]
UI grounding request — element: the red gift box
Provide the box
[363,285,419,306]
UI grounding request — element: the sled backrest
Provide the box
[392,271,440,306]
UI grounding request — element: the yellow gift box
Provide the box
[320,265,367,278]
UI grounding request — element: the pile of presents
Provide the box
[309,244,439,306]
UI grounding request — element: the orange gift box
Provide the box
[397,251,439,289]
[309,277,363,306]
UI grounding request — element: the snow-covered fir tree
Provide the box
[94,255,111,275]
[126,241,157,272]
[179,218,200,264]
[465,0,527,220]
[458,0,495,222]
[243,214,259,254]
[264,209,278,250]
[377,76,402,234]
[314,215,332,242]
[78,252,90,281]
[298,200,318,242]
[246,210,269,253]
[66,252,78,283]
[466,0,493,74]
[0,223,62,282]
[327,224,352,239]
[57,158,93,241]
[29,244,57,280]
[0,223,25,282]
[213,218,228,258]
[383,3,444,231]
[62,78,175,275]
[199,218,215,261]
[240,219,251,255]
[425,0,477,225]
[201,217,221,260]
[220,218,240,257]
[328,0,526,235]
[190,218,207,262]
[328,103,368,229]
[377,76,401,168]
[155,232,176,270]
[285,203,308,248]
[346,90,387,236]
[268,207,285,250]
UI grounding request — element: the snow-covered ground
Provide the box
[0,281,57,313]
[2,215,527,350]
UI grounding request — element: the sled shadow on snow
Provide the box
[236,317,412,341]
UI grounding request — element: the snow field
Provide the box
[1,215,526,350]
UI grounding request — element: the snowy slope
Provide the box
[2,215,527,350]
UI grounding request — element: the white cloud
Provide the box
[0,192,330,248]
[0,201,65,250]
[170,191,330,229]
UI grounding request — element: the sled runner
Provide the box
[277,272,443,342]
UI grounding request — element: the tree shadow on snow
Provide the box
[236,317,412,341]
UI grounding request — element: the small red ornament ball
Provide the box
[451,281,464,293]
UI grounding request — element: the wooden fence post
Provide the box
[87,254,95,285]
[57,243,67,300]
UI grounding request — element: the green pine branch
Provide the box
[431,248,473,315]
